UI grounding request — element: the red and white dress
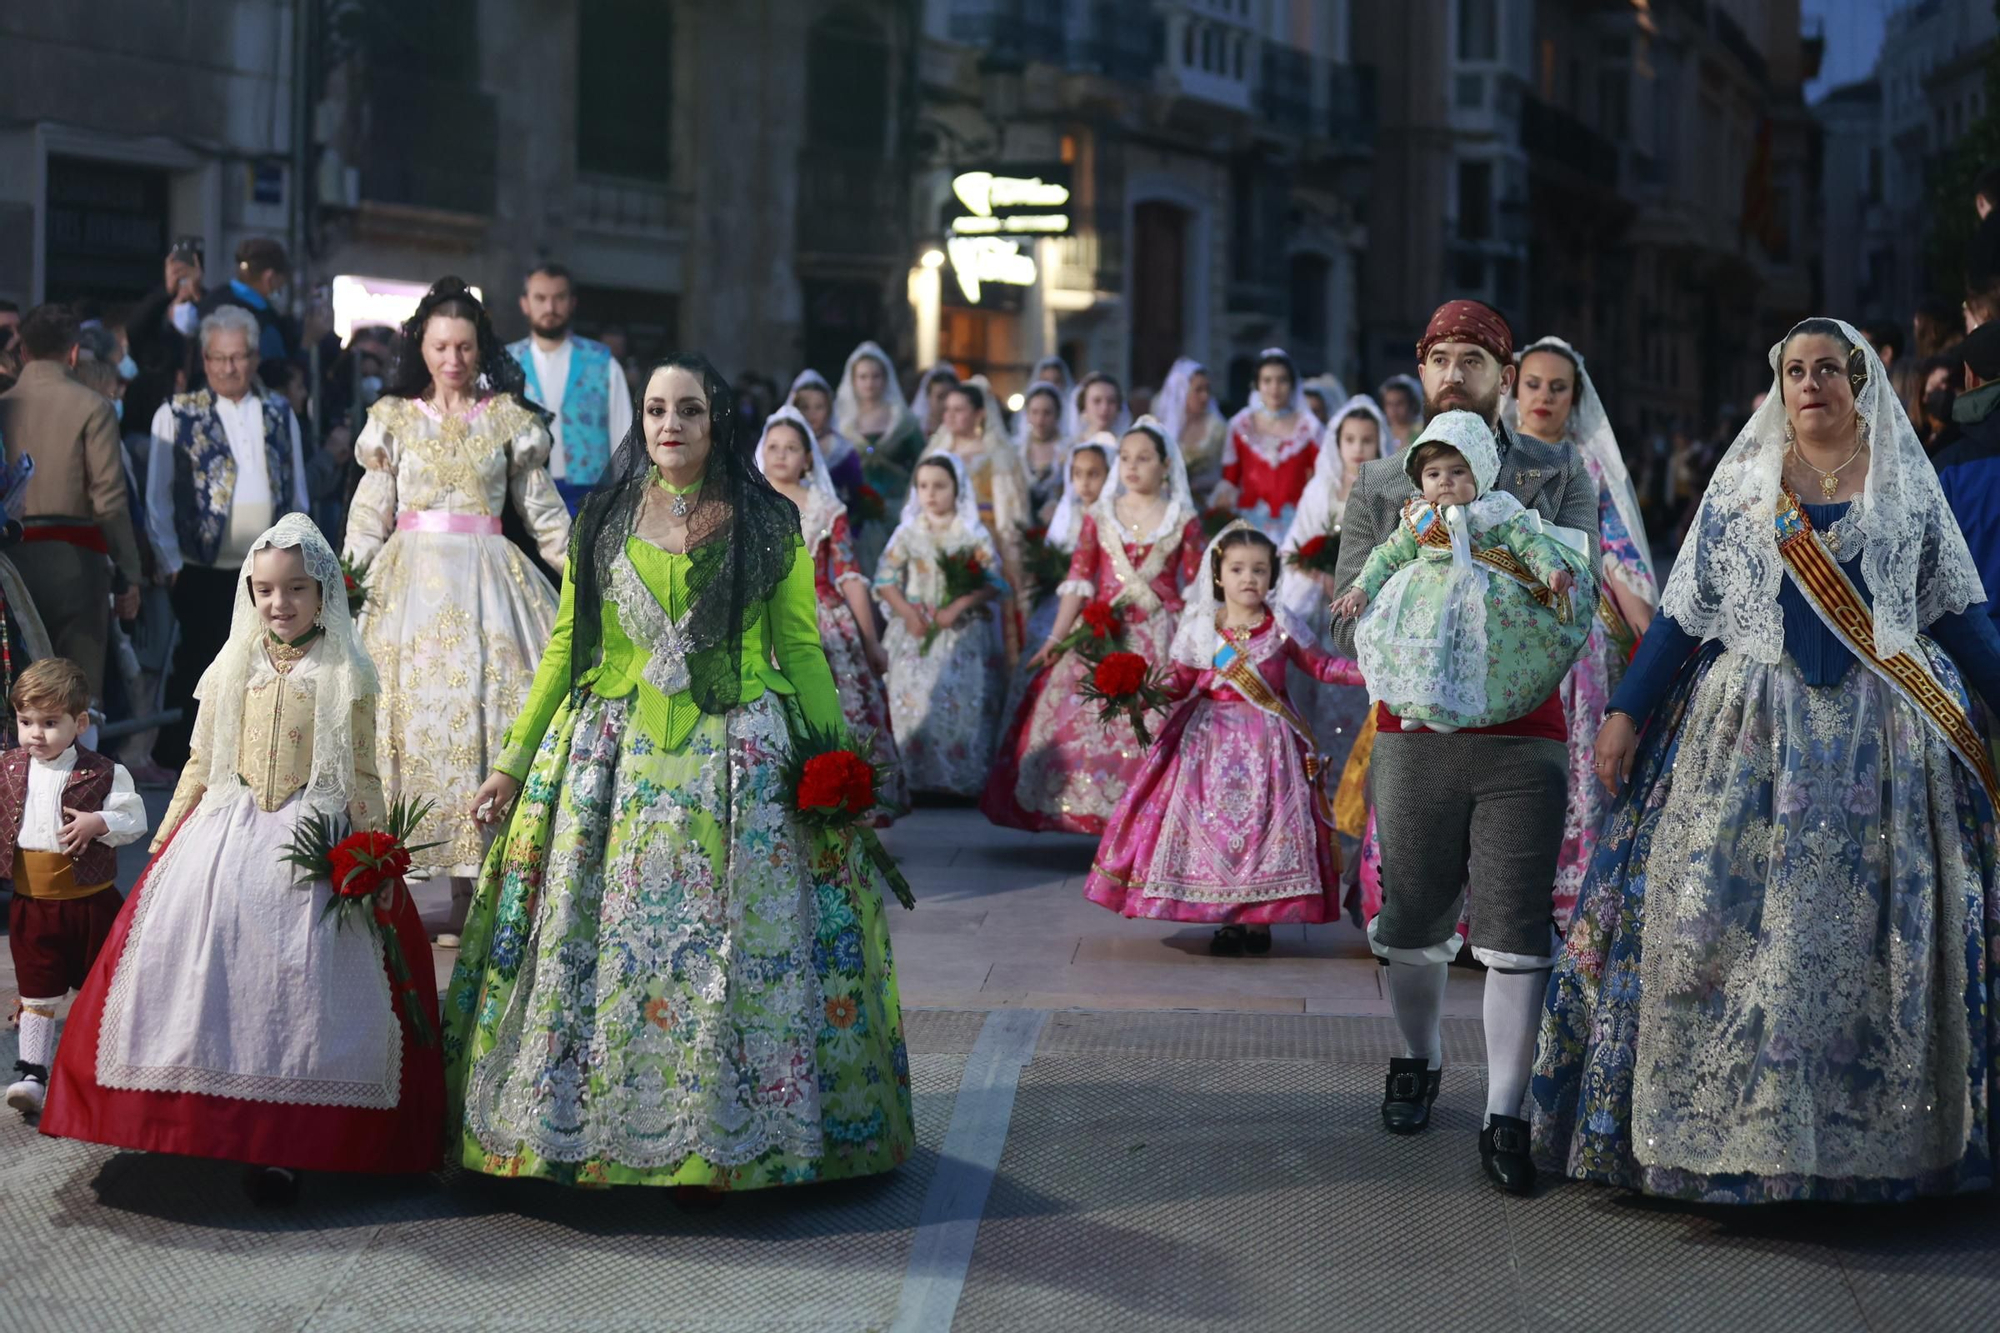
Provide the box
[1222,407,1321,542]
[801,488,909,822]
[981,499,1204,834]
[40,634,444,1173]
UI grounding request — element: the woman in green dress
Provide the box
[447,353,914,1190]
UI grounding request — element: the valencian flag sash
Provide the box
[1774,488,2000,805]
[1214,633,1340,837]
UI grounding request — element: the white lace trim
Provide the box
[1661,318,1985,663]
[608,541,694,697]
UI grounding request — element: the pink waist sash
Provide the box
[396,511,502,536]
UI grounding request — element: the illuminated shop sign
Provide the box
[942,164,1072,304]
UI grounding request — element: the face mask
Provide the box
[1925,389,1955,422]
[170,303,200,337]
[360,375,384,406]
[117,354,138,381]
[113,399,125,422]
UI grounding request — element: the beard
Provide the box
[1424,380,1502,425]
[532,314,572,340]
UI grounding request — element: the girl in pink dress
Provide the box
[755,406,909,822]
[1218,348,1323,541]
[981,417,1204,834]
[1085,523,1362,956]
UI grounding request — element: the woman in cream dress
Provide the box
[342,279,570,934]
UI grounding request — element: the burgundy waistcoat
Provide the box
[0,745,119,888]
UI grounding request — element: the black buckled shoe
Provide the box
[1479,1114,1538,1195]
[1380,1057,1441,1134]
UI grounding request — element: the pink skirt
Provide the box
[1084,696,1339,924]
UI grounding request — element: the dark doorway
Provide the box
[803,278,887,382]
[1130,201,1189,390]
[44,157,168,306]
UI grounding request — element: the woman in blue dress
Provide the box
[1530,318,2000,1203]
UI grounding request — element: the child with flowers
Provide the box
[982,418,1204,833]
[39,514,443,1205]
[875,454,1009,796]
[1085,523,1363,957]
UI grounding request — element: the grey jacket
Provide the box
[1327,422,1599,658]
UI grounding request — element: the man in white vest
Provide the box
[507,263,631,513]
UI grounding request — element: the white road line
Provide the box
[890,1008,1050,1333]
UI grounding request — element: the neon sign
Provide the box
[946,236,1038,303]
[947,167,1074,239]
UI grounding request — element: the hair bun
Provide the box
[428,276,473,300]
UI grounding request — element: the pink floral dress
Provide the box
[1085,614,1361,923]
[981,505,1203,834]
[802,492,910,822]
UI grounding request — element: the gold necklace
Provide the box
[1789,437,1865,501]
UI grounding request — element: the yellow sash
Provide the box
[11,848,113,901]
[1774,489,1999,805]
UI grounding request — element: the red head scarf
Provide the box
[1416,300,1514,366]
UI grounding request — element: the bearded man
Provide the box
[507,262,631,513]
[1327,299,1599,1195]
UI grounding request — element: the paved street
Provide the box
[4,799,2000,1331]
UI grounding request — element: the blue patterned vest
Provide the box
[508,335,614,485]
[168,389,298,568]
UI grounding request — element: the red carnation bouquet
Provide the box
[281,796,443,1045]
[1051,599,1128,662]
[780,726,915,909]
[1285,525,1342,577]
[852,484,887,524]
[1076,649,1175,746]
[920,547,991,655]
[340,555,370,618]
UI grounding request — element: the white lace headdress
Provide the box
[833,341,912,442]
[788,368,855,469]
[1515,335,1654,584]
[1012,380,1069,453]
[1303,373,1350,420]
[1046,433,1116,550]
[755,404,843,542]
[1312,394,1391,493]
[1100,415,1196,532]
[887,450,993,553]
[922,376,1032,497]
[1170,519,1310,668]
[1029,355,1081,440]
[1377,374,1425,451]
[189,512,379,818]
[1247,348,1314,421]
[1157,356,1222,447]
[1662,316,1983,664]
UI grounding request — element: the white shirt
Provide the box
[527,337,633,481]
[147,391,311,574]
[19,748,148,854]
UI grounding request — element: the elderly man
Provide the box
[0,304,145,727]
[146,306,308,769]
[1328,299,1598,1196]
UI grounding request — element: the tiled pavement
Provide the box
[2,800,1997,1331]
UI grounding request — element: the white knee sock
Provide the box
[1384,960,1448,1070]
[1482,968,1549,1124]
[16,1002,59,1073]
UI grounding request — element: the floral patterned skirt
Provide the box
[1084,696,1339,924]
[443,690,914,1189]
[1531,642,2000,1203]
[818,595,910,823]
[1552,619,1621,930]
[982,604,1173,835]
[883,612,1005,797]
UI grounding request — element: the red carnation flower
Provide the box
[798,750,876,817]
[327,830,412,899]
[1081,603,1118,638]
[1298,535,1327,559]
[1092,651,1148,698]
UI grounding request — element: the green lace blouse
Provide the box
[495,534,845,778]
